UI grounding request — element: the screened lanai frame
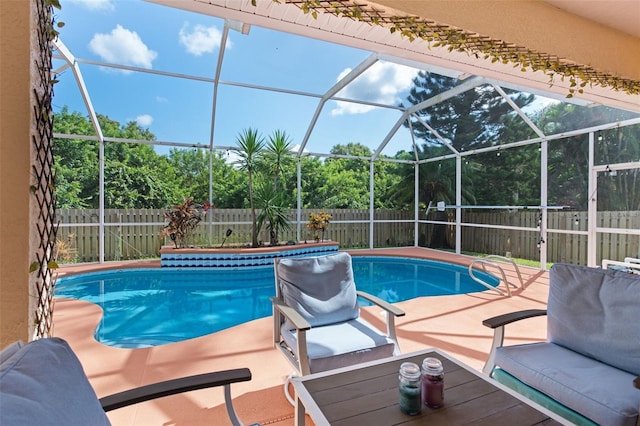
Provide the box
[51,0,640,268]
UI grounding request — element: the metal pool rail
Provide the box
[468,255,524,296]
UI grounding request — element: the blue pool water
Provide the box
[56,256,498,348]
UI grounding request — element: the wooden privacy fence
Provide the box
[455,210,639,264]
[56,208,639,265]
[55,209,415,263]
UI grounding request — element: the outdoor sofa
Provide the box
[483,263,640,426]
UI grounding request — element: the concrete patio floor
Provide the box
[53,248,551,426]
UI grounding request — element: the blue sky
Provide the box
[53,0,428,157]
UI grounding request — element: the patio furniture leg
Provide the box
[295,395,306,426]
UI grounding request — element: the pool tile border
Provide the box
[160,242,339,268]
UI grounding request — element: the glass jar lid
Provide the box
[399,362,421,379]
[422,357,443,375]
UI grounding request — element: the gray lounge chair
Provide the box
[271,252,405,404]
[482,263,640,426]
[0,337,257,425]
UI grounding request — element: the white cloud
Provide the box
[66,0,114,11]
[136,114,153,127]
[225,149,241,167]
[523,97,559,114]
[331,62,419,116]
[89,25,157,69]
[179,22,229,56]
[156,96,168,103]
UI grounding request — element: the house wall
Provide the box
[0,0,32,347]
[375,0,640,82]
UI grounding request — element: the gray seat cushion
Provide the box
[496,342,640,426]
[0,337,111,426]
[548,263,640,376]
[276,252,397,374]
[281,317,396,374]
[277,252,359,327]
[0,340,23,363]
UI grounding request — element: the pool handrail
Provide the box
[468,256,523,297]
[485,255,525,288]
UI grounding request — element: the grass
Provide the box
[461,251,553,270]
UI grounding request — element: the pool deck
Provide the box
[53,247,551,426]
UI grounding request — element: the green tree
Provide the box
[299,156,328,208]
[53,107,99,208]
[404,73,534,151]
[54,108,186,209]
[99,115,178,208]
[390,149,477,209]
[303,143,403,209]
[167,148,211,202]
[372,159,404,209]
[209,151,246,208]
[537,104,639,210]
[319,144,373,208]
[400,72,536,209]
[396,73,537,248]
[255,179,291,245]
[263,130,293,193]
[252,130,295,243]
[168,148,247,208]
[166,148,240,207]
[234,128,265,247]
[595,126,640,211]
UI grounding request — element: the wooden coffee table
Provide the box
[291,348,568,425]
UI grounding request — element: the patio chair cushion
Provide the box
[277,252,359,327]
[548,263,640,376]
[281,317,396,374]
[0,340,24,363]
[495,342,640,426]
[0,337,111,426]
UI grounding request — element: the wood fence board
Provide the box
[55,208,639,264]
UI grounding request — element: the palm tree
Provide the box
[258,129,294,244]
[255,179,291,245]
[235,128,265,247]
[265,129,293,192]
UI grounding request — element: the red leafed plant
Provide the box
[161,198,211,248]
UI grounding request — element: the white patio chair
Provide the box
[271,252,405,404]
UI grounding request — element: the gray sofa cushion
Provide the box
[277,252,359,327]
[496,342,640,426]
[0,337,111,426]
[281,317,395,374]
[548,263,640,376]
[0,340,23,363]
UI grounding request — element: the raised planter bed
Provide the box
[160,241,339,268]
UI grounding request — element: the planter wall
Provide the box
[160,241,339,268]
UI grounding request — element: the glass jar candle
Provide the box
[421,357,444,408]
[398,362,422,415]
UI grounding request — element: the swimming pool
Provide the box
[55,256,498,348]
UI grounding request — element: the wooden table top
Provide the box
[292,349,566,425]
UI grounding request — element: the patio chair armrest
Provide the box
[482,309,547,329]
[356,291,404,354]
[356,291,405,317]
[100,369,253,425]
[270,297,311,331]
[482,309,547,376]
